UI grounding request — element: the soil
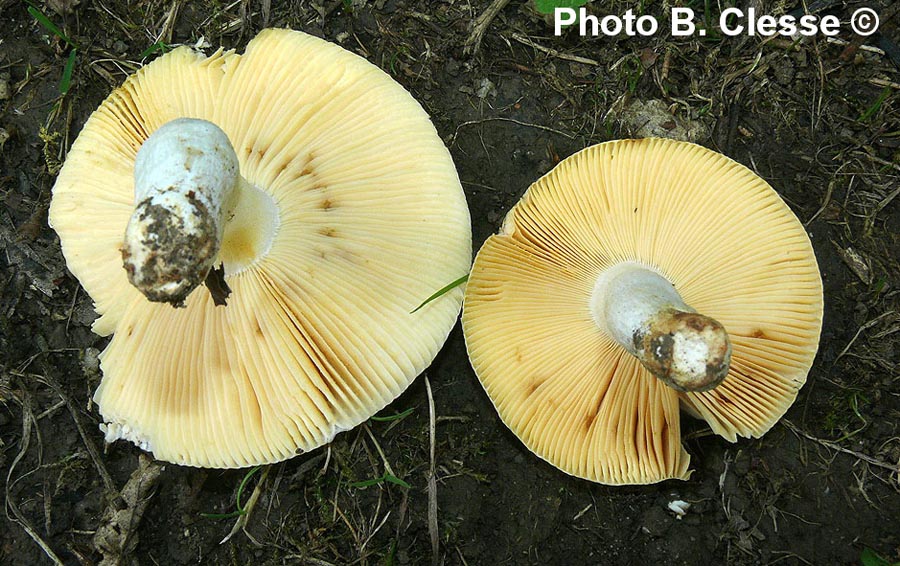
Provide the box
[1,1,899,565]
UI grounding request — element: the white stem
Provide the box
[122,118,238,306]
[590,262,731,392]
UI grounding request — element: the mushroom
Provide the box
[49,29,471,468]
[462,138,823,484]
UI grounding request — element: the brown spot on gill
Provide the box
[256,274,339,423]
[274,303,341,412]
[318,227,337,238]
[297,151,317,177]
[305,331,352,407]
[254,320,264,337]
[750,328,767,339]
[270,282,353,403]
[729,365,765,387]
[715,392,736,407]
[252,143,269,158]
[582,396,603,434]
[321,198,334,210]
[524,376,546,398]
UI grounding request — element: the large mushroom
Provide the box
[50,29,471,468]
[462,138,823,485]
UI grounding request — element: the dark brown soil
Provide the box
[1,1,899,565]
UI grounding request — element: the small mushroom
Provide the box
[50,29,471,467]
[462,138,823,484]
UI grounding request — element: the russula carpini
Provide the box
[49,29,471,467]
[462,138,823,485]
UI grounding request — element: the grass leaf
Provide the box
[533,0,590,15]
[411,274,468,314]
[859,86,892,123]
[860,547,898,566]
[59,49,76,95]
[370,407,415,422]
[350,476,386,489]
[383,473,411,489]
[140,41,171,58]
[199,465,261,519]
[350,472,411,489]
[235,465,262,512]
[26,3,77,48]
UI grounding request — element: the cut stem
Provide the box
[122,118,278,306]
[590,261,731,392]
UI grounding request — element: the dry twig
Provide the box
[425,376,439,566]
[464,0,511,56]
[510,32,599,66]
[93,454,163,566]
[782,421,900,473]
[5,391,66,566]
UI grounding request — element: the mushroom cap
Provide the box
[49,29,471,467]
[462,138,823,485]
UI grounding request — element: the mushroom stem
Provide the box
[590,261,731,392]
[122,118,239,306]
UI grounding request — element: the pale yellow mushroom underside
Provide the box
[462,138,823,485]
[50,29,472,467]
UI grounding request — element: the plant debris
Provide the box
[92,455,163,566]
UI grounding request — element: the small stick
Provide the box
[835,311,892,361]
[868,78,900,90]
[36,373,118,495]
[873,184,900,216]
[5,392,66,566]
[464,0,511,55]
[782,421,899,473]
[510,32,600,66]
[804,178,835,227]
[450,117,576,148]
[425,376,439,566]
[363,424,402,481]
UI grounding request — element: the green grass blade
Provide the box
[382,473,410,489]
[26,4,76,48]
[370,407,415,422]
[384,540,397,566]
[350,472,410,489]
[59,49,76,95]
[350,475,386,489]
[199,465,261,519]
[860,547,895,566]
[410,274,468,314]
[235,465,262,512]
[859,86,891,123]
[140,42,170,58]
[533,0,590,15]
